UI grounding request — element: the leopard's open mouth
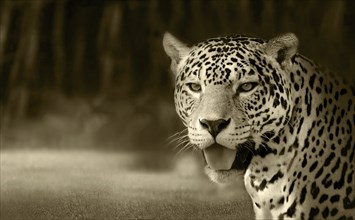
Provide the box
[202,142,253,172]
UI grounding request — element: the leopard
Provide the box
[163,32,355,220]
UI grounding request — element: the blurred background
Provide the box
[1,0,354,219]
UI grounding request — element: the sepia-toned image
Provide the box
[1,0,354,219]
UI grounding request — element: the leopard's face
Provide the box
[164,33,297,182]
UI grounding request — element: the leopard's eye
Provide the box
[238,82,259,93]
[187,83,202,93]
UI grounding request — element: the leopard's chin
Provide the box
[204,166,243,184]
[202,142,254,183]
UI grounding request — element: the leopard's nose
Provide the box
[199,118,231,138]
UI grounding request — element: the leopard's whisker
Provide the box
[173,139,190,150]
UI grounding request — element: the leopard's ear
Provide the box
[163,32,190,75]
[264,33,298,69]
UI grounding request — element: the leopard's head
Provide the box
[163,33,298,183]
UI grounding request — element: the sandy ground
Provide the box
[0,149,254,219]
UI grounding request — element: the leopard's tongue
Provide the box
[203,144,237,170]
